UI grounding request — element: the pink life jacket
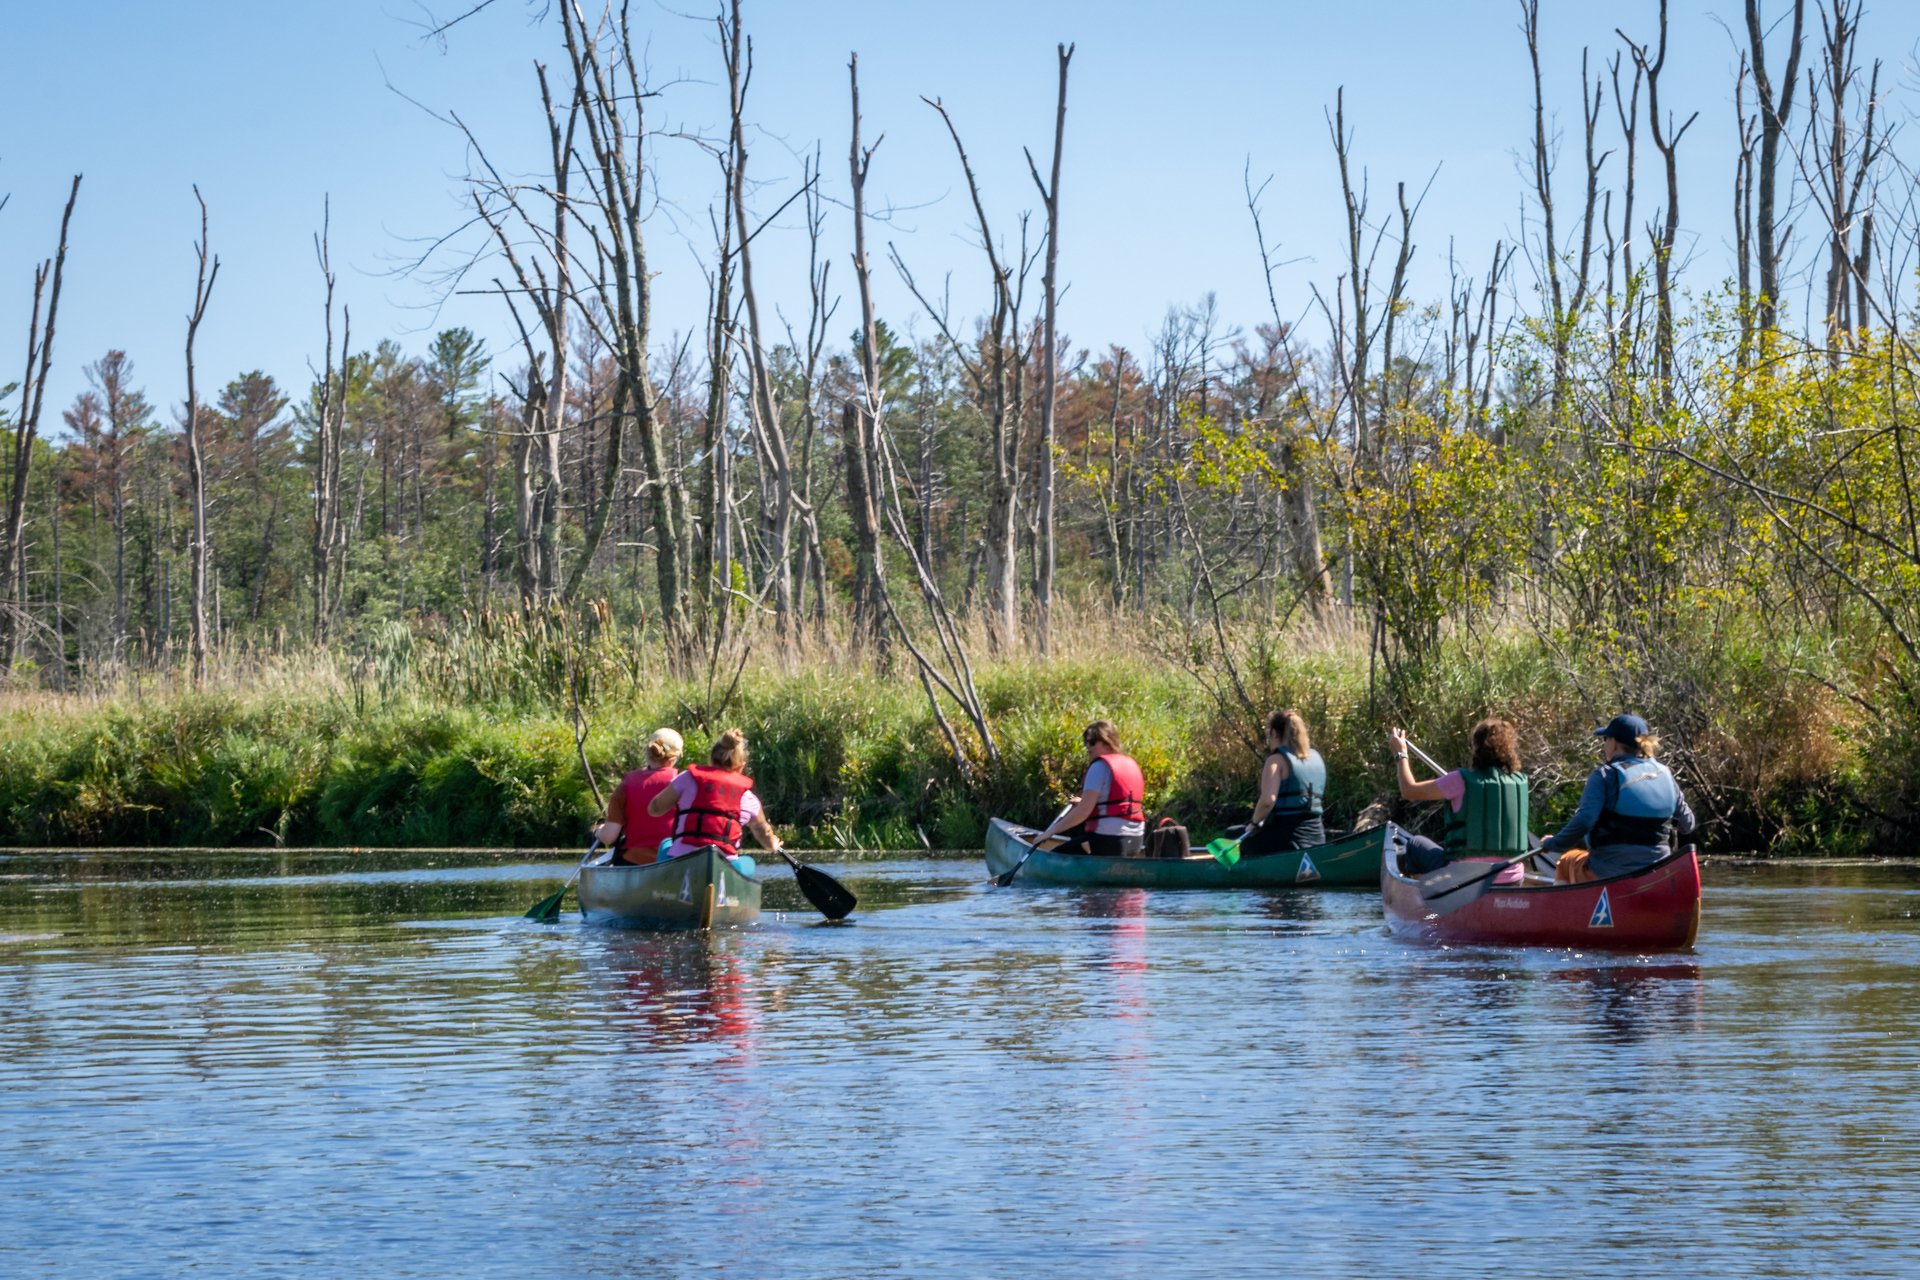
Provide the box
[674,765,753,857]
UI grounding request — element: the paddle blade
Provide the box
[524,884,568,922]
[794,862,858,921]
[993,851,1034,887]
[1416,859,1511,917]
[1206,837,1242,866]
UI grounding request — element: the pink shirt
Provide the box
[662,771,763,859]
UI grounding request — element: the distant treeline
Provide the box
[2,1,1917,849]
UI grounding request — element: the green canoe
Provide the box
[577,846,762,930]
[983,817,1388,888]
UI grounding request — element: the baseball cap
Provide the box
[1592,713,1649,744]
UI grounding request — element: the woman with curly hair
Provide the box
[1388,718,1531,875]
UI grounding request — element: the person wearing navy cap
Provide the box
[1539,713,1697,883]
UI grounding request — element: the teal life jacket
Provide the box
[1442,768,1531,856]
[1589,755,1678,850]
[1270,749,1326,817]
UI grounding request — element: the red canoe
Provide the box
[1382,827,1701,951]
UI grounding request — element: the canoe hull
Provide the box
[1382,843,1701,951]
[983,817,1386,888]
[578,846,762,930]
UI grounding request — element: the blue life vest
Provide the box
[1589,755,1679,850]
[1270,749,1326,816]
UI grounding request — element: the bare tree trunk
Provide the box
[49,459,66,691]
[1,174,80,679]
[1621,1,1697,399]
[183,187,221,688]
[846,54,889,653]
[901,95,1031,651]
[1026,43,1072,656]
[723,1,800,639]
[559,2,684,622]
[311,207,348,641]
[1745,0,1806,337]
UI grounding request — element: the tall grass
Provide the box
[0,610,1881,851]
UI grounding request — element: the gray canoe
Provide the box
[577,846,762,930]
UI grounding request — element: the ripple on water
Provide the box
[3,857,1920,1277]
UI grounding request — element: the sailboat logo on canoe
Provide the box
[680,868,693,904]
[1588,888,1614,929]
[1295,852,1321,884]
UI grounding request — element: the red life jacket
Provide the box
[674,764,754,856]
[1092,752,1145,824]
[618,766,679,857]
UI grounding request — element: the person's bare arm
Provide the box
[746,813,782,852]
[1041,788,1100,838]
[646,785,678,819]
[1250,756,1287,826]
[1389,727,1446,802]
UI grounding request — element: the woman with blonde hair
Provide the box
[1240,709,1327,855]
[647,727,786,864]
[1540,713,1696,883]
[596,728,685,865]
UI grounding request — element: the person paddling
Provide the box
[1388,720,1529,876]
[1239,709,1328,855]
[1540,713,1697,883]
[647,727,785,868]
[1036,720,1147,856]
[594,728,684,865]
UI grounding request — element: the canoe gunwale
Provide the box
[983,817,1389,888]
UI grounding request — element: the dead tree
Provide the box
[1734,54,1759,367]
[1523,1,1608,423]
[1025,42,1072,655]
[1620,1,1696,399]
[182,186,220,687]
[723,0,804,639]
[1246,168,1333,605]
[1606,49,1644,378]
[845,53,888,652]
[460,60,579,607]
[0,174,79,678]
[785,146,837,635]
[311,203,349,641]
[1809,0,1882,352]
[897,95,1032,653]
[1745,0,1807,337]
[557,1,686,619]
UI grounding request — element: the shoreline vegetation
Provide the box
[6,5,1919,853]
[0,608,1883,855]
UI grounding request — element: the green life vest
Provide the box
[1442,768,1531,856]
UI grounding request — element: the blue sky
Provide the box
[1,1,1899,422]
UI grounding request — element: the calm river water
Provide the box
[3,850,1918,1278]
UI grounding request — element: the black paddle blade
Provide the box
[796,863,857,921]
[992,851,1035,888]
[1416,858,1517,917]
[524,884,568,922]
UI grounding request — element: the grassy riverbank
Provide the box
[0,613,1887,854]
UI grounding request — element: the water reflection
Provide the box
[3,854,1920,1278]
